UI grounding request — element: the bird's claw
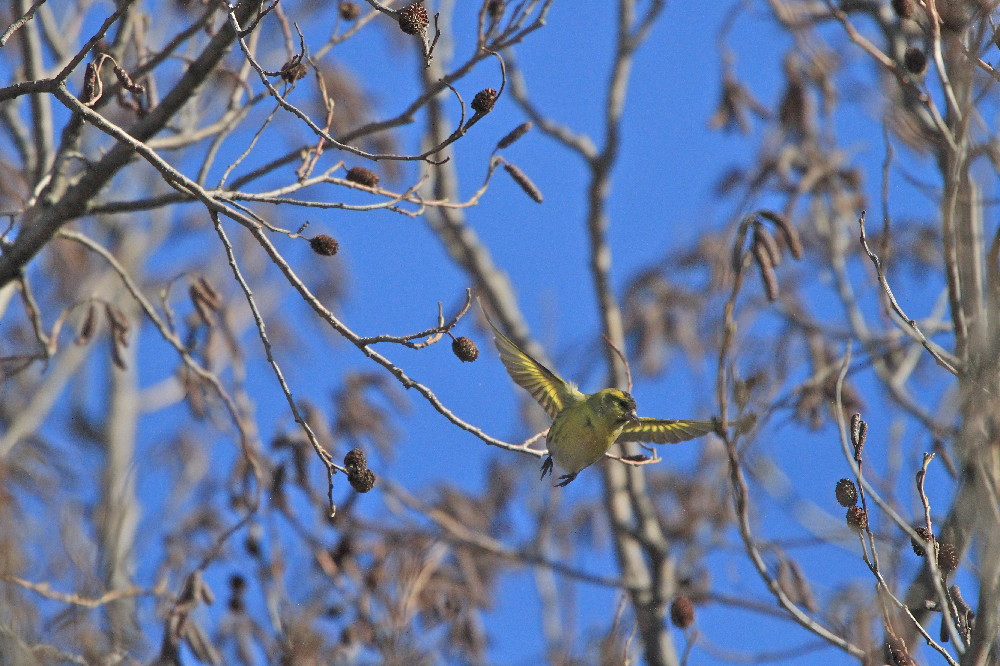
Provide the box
[540,456,553,480]
[555,473,576,487]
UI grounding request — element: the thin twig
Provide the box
[858,212,960,375]
[0,0,48,47]
[1,575,156,609]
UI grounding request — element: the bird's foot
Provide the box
[555,472,577,487]
[540,456,554,480]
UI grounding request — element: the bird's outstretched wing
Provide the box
[618,418,717,444]
[485,311,583,418]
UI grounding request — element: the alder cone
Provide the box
[398,3,429,34]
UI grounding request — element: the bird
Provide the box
[485,311,720,486]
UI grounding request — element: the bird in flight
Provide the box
[486,312,720,486]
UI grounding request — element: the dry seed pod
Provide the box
[892,0,914,19]
[229,573,247,594]
[451,337,479,362]
[752,240,779,301]
[105,303,130,336]
[75,303,99,346]
[280,58,308,84]
[348,467,376,493]
[471,87,498,114]
[339,1,360,20]
[846,505,868,532]
[310,234,340,256]
[344,447,367,471]
[190,285,215,325]
[835,478,858,507]
[83,62,100,104]
[850,413,867,448]
[113,64,145,94]
[502,163,543,203]
[346,166,379,188]
[398,3,429,34]
[937,543,958,572]
[670,596,694,629]
[759,210,803,259]
[179,364,206,419]
[496,122,532,150]
[105,304,130,349]
[950,584,974,631]
[904,47,927,75]
[911,526,932,556]
[110,337,128,370]
[752,225,782,268]
[194,277,221,311]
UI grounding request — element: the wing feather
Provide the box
[618,418,716,444]
[485,312,582,418]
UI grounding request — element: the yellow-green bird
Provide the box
[487,313,719,486]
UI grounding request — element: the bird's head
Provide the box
[592,389,639,427]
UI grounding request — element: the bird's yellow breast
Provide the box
[546,400,626,475]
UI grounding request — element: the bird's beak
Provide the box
[626,410,639,425]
